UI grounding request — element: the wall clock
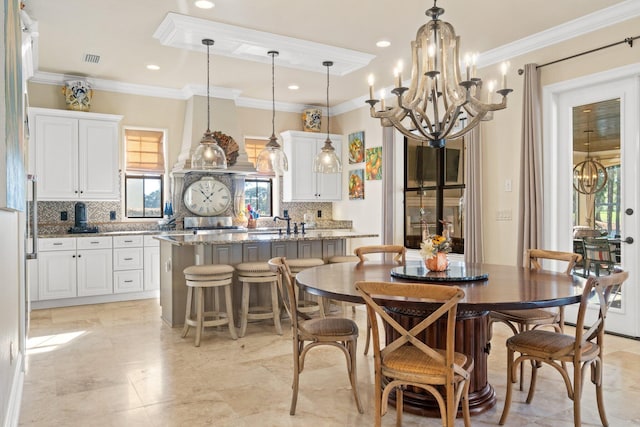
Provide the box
[183,176,232,216]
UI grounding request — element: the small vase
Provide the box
[247,218,257,229]
[425,252,449,272]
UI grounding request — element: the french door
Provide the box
[544,70,640,337]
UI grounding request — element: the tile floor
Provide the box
[19,299,640,426]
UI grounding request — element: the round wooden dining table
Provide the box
[295,260,585,416]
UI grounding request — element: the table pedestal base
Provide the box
[385,308,496,416]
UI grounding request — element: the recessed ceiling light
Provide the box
[288,85,299,90]
[376,40,391,48]
[146,64,160,71]
[195,0,214,9]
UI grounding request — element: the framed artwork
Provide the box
[348,169,364,200]
[365,147,382,180]
[348,131,365,164]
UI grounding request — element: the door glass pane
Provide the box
[572,98,621,298]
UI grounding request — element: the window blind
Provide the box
[125,129,165,172]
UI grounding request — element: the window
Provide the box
[245,178,272,217]
[594,164,621,237]
[124,128,166,219]
[403,137,466,252]
[244,137,274,217]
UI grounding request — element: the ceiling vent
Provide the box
[82,53,101,64]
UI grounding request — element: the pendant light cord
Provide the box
[206,42,211,131]
[326,63,330,139]
[323,61,333,140]
[271,52,276,136]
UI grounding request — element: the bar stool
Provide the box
[182,264,237,346]
[236,262,282,337]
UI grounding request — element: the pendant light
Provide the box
[313,61,342,174]
[191,38,227,170]
[256,50,288,175]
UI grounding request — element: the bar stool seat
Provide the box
[182,264,237,346]
[287,258,325,316]
[236,262,282,337]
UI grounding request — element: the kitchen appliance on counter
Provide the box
[183,216,246,233]
[69,201,99,233]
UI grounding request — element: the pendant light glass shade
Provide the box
[313,61,342,173]
[191,38,227,170]
[256,50,288,175]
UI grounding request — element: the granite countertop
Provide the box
[37,225,355,239]
[154,230,378,246]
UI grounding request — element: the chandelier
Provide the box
[256,50,288,175]
[366,0,512,148]
[191,38,227,170]
[573,129,607,194]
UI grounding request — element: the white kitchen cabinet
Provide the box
[30,107,123,201]
[113,235,144,293]
[38,237,113,300]
[76,237,113,296]
[143,235,160,291]
[281,131,342,201]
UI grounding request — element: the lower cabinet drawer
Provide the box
[113,247,144,270]
[114,270,143,293]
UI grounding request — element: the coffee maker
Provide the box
[69,202,99,233]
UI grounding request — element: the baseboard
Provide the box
[3,351,24,427]
[31,290,159,310]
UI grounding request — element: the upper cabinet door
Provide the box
[35,115,79,199]
[281,131,343,202]
[31,108,122,201]
[78,119,119,199]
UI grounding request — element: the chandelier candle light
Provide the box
[366,0,512,148]
[313,61,342,174]
[256,50,288,175]
[191,38,227,170]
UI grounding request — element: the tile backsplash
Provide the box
[35,200,349,235]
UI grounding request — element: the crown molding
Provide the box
[477,0,640,68]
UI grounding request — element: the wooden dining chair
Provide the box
[489,248,582,389]
[355,280,473,427]
[267,257,364,415]
[582,237,616,276]
[353,244,407,355]
[499,270,629,427]
[355,244,406,264]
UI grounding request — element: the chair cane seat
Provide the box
[300,317,358,337]
[507,329,599,360]
[383,346,469,377]
[493,308,557,323]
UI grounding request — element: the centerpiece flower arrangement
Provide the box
[420,234,452,271]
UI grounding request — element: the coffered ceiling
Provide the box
[23,0,636,112]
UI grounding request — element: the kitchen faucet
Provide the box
[273,215,291,235]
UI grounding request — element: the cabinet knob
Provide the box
[72,254,76,258]
[75,190,78,194]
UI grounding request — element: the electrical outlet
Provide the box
[110,211,116,220]
[61,211,68,221]
[283,209,289,218]
[317,210,322,218]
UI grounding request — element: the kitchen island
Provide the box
[155,230,378,327]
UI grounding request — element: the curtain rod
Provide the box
[517,35,639,75]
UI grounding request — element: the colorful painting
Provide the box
[365,147,382,180]
[2,0,26,211]
[348,131,365,164]
[348,169,364,200]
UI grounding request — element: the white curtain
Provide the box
[464,126,483,263]
[517,64,544,267]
